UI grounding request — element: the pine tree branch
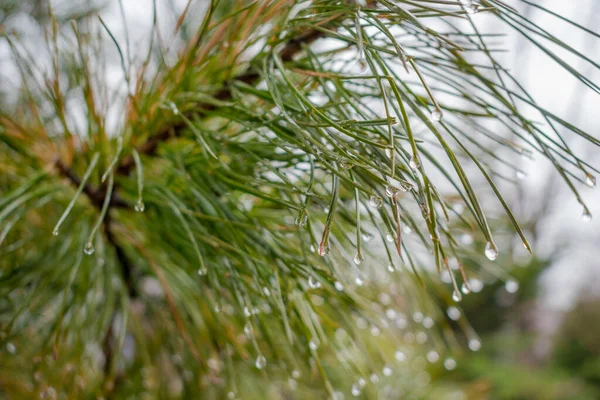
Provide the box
[117,22,336,175]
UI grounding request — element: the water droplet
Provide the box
[255,354,267,369]
[309,339,319,350]
[228,392,236,399]
[263,287,271,296]
[452,290,462,302]
[444,358,456,370]
[423,317,434,329]
[469,278,484,293]
[358,378,366,387]
[310,244,316,253]
[383,365,393,376]
[308,276,321,289]
[413,312,424,323]
[339,160,353,170]
[430,109,443,122]
[461,283,470,294]
[447,306,461,321]
[585,173,596,188]
[387,264,395,272]
[292,370,301,379]
[83,243,94,255]
[353,251,364,265]
[386,232,394,242]
[52,228,59,236]
[244,322,253,336]
[461,233,473,245]
[362,232,373,242]
[135,200,145,212]
[402,225,412,234]
[427,350,439,363]
[395,350,406,362]
[369,373,379,383]
[318,242,331,256]
[244,307,252,317]
[351,384,361,397]
[515,170,526,180]
[169,101,180,115]
[484,241,498,261]
[334,281,344,291]
[369,195,383,209]
[505,279,519,293]
[295,208,308,226]
[6,342,16,354]
[197,267,207,276]
[355,276,364,286]
[385,185,399,198]
[468,338,481,351]
[582,207,592,222]
[409,156,421,170]
[466,4,480,14]
[385,148,393,158]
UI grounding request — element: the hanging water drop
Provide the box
[515,170,526,180]
[582,207,592,222]
[308,276,321,289]
[468,338,481,351]
[255,354,267,369]
[461,283,470,294]
[353,251,364,265]
[135,200,145,212]
[339,160,353,170]
[505,279,519,293]
[369,195,383,209]
[386,232,394,242]
[409,156,421,170]
[309,339,319,350]
[334,281,344,291]
[585,173,596,188]
[466,4,480,14]
[244,306,252,317]
[452,290,462,302]
[295,208,308,226]
[358,378,367,388]
[318,242,331,256]
[469,277,484,293]
[197,267,207,276]
[383,365,393,376]
[387,264,395,272]
[403,225,413,234]
[484,241,498,261]
[362,232,373,242]
[447,306,461,321]
[430,108,443,122]
[292,370,301,379]
[369,373,379,383]
[444,358,457,370]
[83,243,94,256]
[351,384,361,397]
[385,148,393,158]
[52,228,59,236]
[427,350,439,363]
[355,276,364,286]
[385,185,399,198]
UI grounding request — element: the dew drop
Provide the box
[358,378,366,388]
[452,290,462,302]
[135,200,145,212]
[585,173,596,188]
[468,338,481,351]
[427,350,439,363]
[362,232,373,242]
[52,228,59,236]
[339,160,353,170]
[387,264,395,272]
[469,278,484,293]
[369,373,379,383]
[403,225,413,234]
[244,322,253,337]
[6,342,16,354]
[395,350,406,362]
[423,317,434,329]
[447,306,461,321]
[353,251,364,265]
[244,306,252,317]
[515,170,526,180]
[295,208,308,226]
[461,283,470,295]
[461,233,473,245]
[383,365,393,376]
[386,232,394,242]
[430,109,443,122]
[385,148,393,158]
[355,276,364,286]
[385,185,399,198]
[255,354,267,369]
[505,279,519,293]
[444,358,457,370]
[197,267,207,276]
[228,392,236,399]
[169,101,180,115]
[409,156,421,170]
[466,4,479,14]
[484,241,498,261]
[369,195,383,209]
[308,276,321,289]
[582,207,592,222]
[318,242,331,256]
[334,281,344,291]
[309,339,319,350]
[351,384,361,397]
[292,370,301,379]
[83,243,95,255]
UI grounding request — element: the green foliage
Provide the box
[0,0,598,398]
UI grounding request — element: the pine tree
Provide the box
[0,1,598,398]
